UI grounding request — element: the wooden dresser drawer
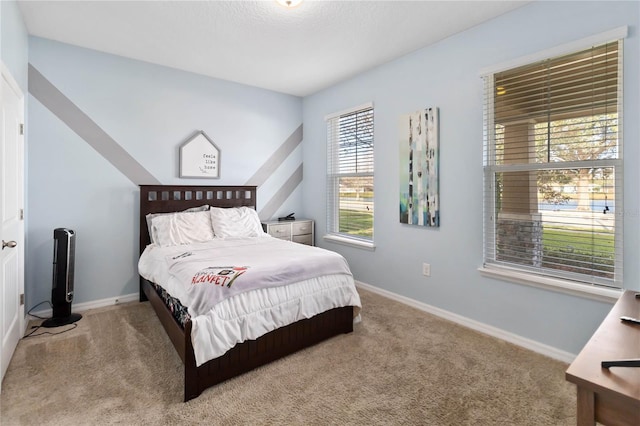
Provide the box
[266,223,291,239]
[292,221,312,236]
[292,234,313,245]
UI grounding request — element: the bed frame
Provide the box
[139,185,354,401]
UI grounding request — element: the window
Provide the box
[326,103,374,245]
[483,40,623,289]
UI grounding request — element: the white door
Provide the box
[0,65,25,390]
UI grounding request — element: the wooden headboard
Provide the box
[139,185,257,253]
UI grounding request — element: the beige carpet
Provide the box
[1,288,576,425]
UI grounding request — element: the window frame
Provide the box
[324,102,375,250]
[480,29,627,301]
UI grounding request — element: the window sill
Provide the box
[478,265,622,304]
[323,234,375,251]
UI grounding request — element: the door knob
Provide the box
[2,240,17,250]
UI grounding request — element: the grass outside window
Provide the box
[339,209,373,238]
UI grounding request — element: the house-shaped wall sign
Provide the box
[179,131,221,178]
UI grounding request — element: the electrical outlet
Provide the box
[422,263,431,277]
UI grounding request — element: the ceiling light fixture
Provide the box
[276,0,303,8]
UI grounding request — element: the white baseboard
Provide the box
[28,293,139,320]
[355,281,576,364]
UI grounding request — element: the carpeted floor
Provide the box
[0,288,576,425]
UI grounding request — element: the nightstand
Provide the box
[262,219,314,246]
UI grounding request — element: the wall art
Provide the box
[399,107,439,227]
[179,130,220,178]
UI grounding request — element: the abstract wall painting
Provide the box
[399,107,439,227]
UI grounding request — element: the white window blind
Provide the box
[483,40,623,288]
[326,104,374,241]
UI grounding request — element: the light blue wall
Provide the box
[1,0,28,92]
[302,1,640,355]
[26,38,302,311]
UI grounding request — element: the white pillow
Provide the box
[151,210,215,247]
[209,207,265,238]
[146,205,209,243]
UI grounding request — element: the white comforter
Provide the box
[138,236,361,366]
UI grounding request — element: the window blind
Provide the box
[326,105,374,241]
[483,40,623,288]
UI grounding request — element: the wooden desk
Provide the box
[566,290,640,426]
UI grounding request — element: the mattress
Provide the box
[138,236,361,366]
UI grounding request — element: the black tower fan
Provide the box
[42,228,82,327]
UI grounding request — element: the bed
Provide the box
[138,185,360,401]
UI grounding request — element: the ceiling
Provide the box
[18,1,530,97]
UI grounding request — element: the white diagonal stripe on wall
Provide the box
[258,165,303,220]
[28,64,161,185]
